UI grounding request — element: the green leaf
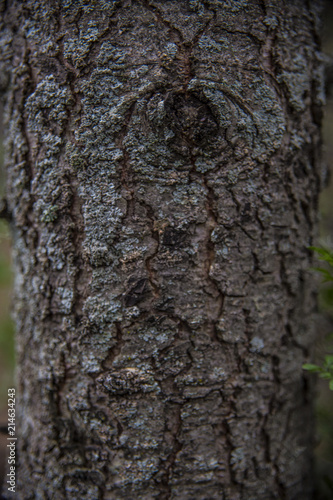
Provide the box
[326,332,333,341]
[309,246,326,253]
[307,245,333,391]
[309,246,333,266]
[312,267,333,282]
[0,220,10,239]
[0,256,12,286]
[321,288,333,310]
[302,363,322,372]
[324,355,333,366]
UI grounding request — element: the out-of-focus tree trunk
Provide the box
[0,0,325,498]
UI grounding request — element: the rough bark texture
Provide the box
[0,0,325,498]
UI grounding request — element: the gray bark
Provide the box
[0,0,325,498]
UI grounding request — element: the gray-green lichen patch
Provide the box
[78,178,126,248]
[190,32,286,161]
[204,0,248,12]
[249,336,264,353]
[84,293,123,327]
[147,0,213,43]
[276,53,311,112]
[64,17,109,68]
[40,204,59,223]
[97,368,160,395]
[61,1,122,67]
[62,0,121,18]
[0,24,12,91]
[79,330,117,373]
[274,4,320,114]
[25,76,72,135]
[25,77,72,218]
[96,42,128,69]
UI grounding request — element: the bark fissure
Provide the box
[101,321,124,370]
[161,402,183,500]
[117,101,137,219]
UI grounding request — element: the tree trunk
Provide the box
[0,0,325,498]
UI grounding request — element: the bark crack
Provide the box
[117,101,137,220]
[17,37,36,234]
[140,0,184,44]
[136,198,161,301]
[53,12,93,329]
[163,403,183,500]
[202,173,225,342]
[101,321,124,370]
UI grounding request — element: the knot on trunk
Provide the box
[164,91,219,144]
[147,90,220,151]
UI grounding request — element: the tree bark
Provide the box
[0,0,325,498]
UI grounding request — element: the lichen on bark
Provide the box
[0,0,325,498]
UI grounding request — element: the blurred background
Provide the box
[311,2,333,498]
[0,91,15,492]
[0,2,333,497]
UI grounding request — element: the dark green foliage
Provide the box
[0,219,14,404]
[304,246,333,390]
